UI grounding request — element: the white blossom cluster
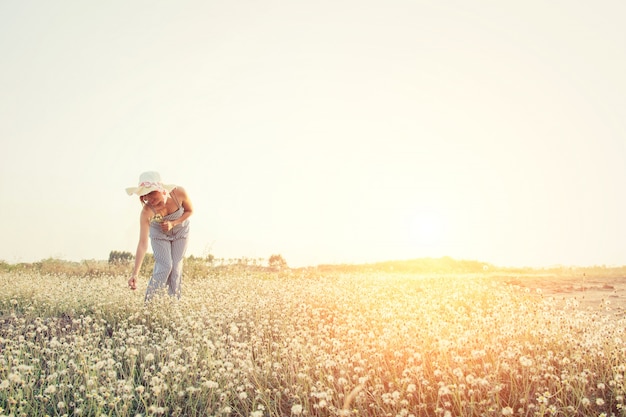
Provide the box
[0,270,624,416]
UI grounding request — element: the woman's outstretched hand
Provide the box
[128,276,137,290]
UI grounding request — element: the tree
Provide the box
[108,250,133,264]
[268,254,288,270]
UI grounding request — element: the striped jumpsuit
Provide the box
[146,191,190,300]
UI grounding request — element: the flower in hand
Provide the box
[160,221,174,232]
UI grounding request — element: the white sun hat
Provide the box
[125,171,176,197]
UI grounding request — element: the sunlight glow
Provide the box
[409,211,445,251]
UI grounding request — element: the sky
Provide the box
[1,1,625,268]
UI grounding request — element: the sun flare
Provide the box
[409,212,445,250]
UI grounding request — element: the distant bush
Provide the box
[268,254,288,270]
[109,250,133,264]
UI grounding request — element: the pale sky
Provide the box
[1,1,625,268]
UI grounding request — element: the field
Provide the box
[1,260,626,417]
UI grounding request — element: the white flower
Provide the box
[291,404,303,415]
[519,356,533,367]
[8,373,22,384]
[203,380,219,389]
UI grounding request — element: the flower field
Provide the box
[1,267,625,416]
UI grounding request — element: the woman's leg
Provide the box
[167,236,189,298]
[145,238,173,301]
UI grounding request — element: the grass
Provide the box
[0,262,625,416]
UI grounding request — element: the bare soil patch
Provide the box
[495,273,626,318]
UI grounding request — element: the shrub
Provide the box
[268,254,288,270]
[108,250,133,264]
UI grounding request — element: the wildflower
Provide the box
[144,353,155,362]
[519,356,533,367]
[291,404,303,415]
[596,398,605,406]
[8,373,22,384]
[186,386,199,394]
[537,394,548,405]
[501,406,513,416]
[203,380,219,389]
[472,350,486,359]
[582,398,591,407]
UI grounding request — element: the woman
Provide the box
[125,171,193,300]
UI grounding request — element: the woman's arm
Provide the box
[128,208,151,290]
[171,187,194,226]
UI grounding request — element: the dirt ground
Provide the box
[494,273,626,319]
